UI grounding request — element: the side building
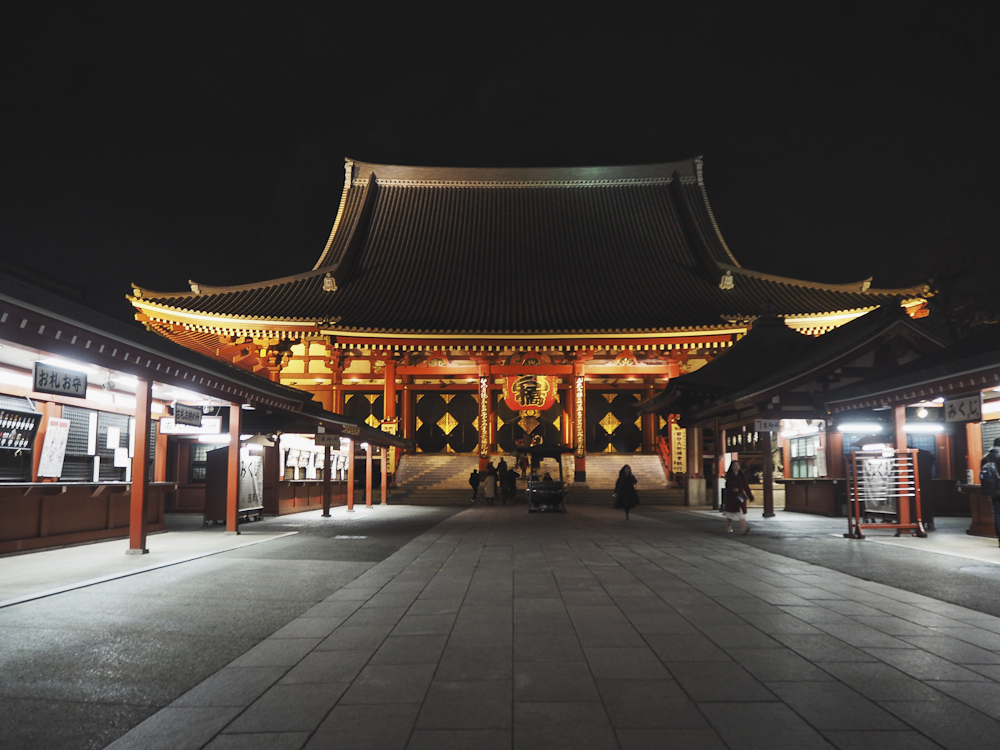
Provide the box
[129,157,927,482]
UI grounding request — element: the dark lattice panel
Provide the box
[586,391,642,453]
[415,392,479,453]
[343,392,401,430]
[62,405,94,455]
[60,455,94,481]
[97,412,129,482]
[0,448,31,481]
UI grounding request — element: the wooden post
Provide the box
[381,446,388,505]
[227,405,241,534]
[762,428,775,518]
[894,404,907,451]
[127,377,152,554]
[716,424,727,511]
[346,438,355,511]
[365,444,373,507]
[322,443,332,517]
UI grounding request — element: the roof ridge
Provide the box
[344,157,702,185]
[131,266,330,300]
[722,264,929,296]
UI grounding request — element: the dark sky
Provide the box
[3,5,995,322]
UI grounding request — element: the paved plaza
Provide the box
[4,504,1000,749]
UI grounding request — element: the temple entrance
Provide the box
[586,390,643,453]
[414,392,479,453]
[495,394,562,453]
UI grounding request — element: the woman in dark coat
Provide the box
[723,460,752,535]
[614,464,640,519]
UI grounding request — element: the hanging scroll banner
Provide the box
[503,374,557,412]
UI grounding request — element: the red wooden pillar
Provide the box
[322,443,332,517]
[642,376,656,453]
[128,377,152,554]
[346,438,355,511]
[365,444,373,507]
[381,446,388,505]
[383,355,397,422]
[227,405,241,534]
[401,379,415,447]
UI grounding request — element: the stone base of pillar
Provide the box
[125,548,149,555]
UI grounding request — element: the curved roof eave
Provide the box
[722,264,930,297]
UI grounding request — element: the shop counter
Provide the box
[777,478,845,517]
[0,482,173,554]
[268,480,347,515]
[958,484,996,538]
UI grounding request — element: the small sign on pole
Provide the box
[944,395,981,423]
[173,403,203,427]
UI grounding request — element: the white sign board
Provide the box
[159,416,223,435]
[945,395,981,423]
[37,417,71,478]
[754,419,781,433]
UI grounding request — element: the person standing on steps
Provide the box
[483,468,498,506]
[469,469,480,502]
[723,460,752,535]
[498,457,509,504]
[614,464,640,519]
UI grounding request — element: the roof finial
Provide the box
[719,270,734,290]
[860,278,871,291]
[323,272,338,292]
[190,282,201,294]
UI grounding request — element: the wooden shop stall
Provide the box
[0,266,406,555]
[639,307,945,519]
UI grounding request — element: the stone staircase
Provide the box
[390,452,684,505]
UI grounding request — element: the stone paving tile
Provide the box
[370,635,449,665]
[301,599,364,618]
[644,632,732,662]
[513,701,618,750]
[615,728,728,750]
[769,681,908,730]
[229,638,324,668]
[812,622,914,649]
[771,633,879,662]
[391,612,458,636]
[821,729,945,750]
[407,729,511,750]
[171,666,286,707]
[700,702,834,750]
[342,605,408,626]
[279,649,372,684]
[625,611,699,634]
[667,661,777,703]
[852,615,938,637]
[698,622,784,650]
[869,647,992,682]
[324,586,379,602]
[104,706,243,750]
[514,661,601,702]
[513,631,587,663]
[901,635,1000,664]
[881,699,1000,750]
[203,732,310,750]
[339,663,436,704]
[597,679,708,729]
[315,623,394,651]
[417,680,512,729]
[437,645,512,680]
[584,647,670,679]
[820,660,950,701]
[929,626,1000,651]
[727,647,834,682]
[224,682,348,732]
[741,611,825,634]
[304,703,420,750]
[928,680,1000,720]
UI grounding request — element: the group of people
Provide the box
[470,456,755,535]
[469,457,517,505]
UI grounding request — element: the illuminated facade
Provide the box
[130,158,927,479]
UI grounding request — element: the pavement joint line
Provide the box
[0,530,299,610]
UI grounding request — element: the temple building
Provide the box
[129,157,927,481]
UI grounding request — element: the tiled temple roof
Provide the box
[131,158,927,336]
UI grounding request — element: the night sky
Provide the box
[3,6,995,323]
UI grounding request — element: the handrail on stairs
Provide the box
[655,435,671,480]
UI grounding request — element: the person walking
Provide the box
[980,437,1000,547]
[483,469,498,506]
[723,460,752,535]
[505,469,518,503]
[614,464,640,519]
[469,469,480,502]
